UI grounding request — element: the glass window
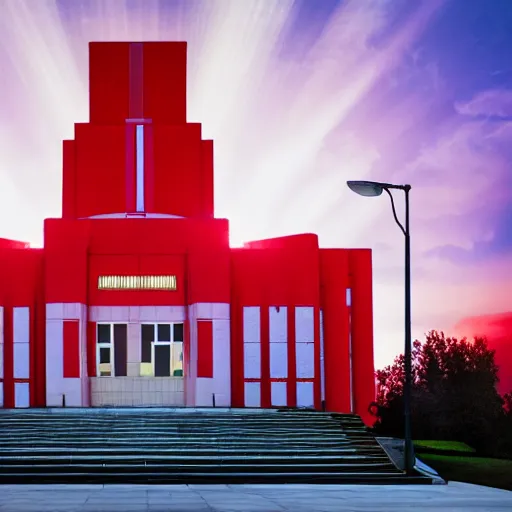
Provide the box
[97,324,111,343]
[141,324,154,342]
[155,344,171,377]
[99,347,110,364]
[141,324,154,364]
[157,324,171,342]
[138,322,184,377]
[173,323,184,342]
[97,323,127,377]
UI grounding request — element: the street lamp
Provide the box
[347,180,414,475]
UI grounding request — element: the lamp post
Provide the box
[346,180,414,475]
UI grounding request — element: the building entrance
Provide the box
[90,320,185,407]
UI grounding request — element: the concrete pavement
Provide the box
[0,482,510,511]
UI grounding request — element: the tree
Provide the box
[372,331,509,456]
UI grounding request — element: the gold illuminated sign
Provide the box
[98,275,177,291]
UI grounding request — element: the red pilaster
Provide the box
[349,249,375,425]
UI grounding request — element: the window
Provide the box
[140,323,184,377]
[96,323,127,377]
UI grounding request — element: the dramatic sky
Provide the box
[0,0,511,371]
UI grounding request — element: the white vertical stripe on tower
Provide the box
[243,307,261,380]
[135,124,145,212]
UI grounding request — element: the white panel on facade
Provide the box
[89,306,112,322]
[13,342,30,379]
[269,307,287,343]
[297,381,314,408]
[346,288,352,307]
[155,306,186,322]
[269,343,288,379]
[46,303,64,320]
[0,382,3,406]
[15,382,30,408]
[45,320,64,391]
[212,303,230,320]
[320,309,325,401]
[243,307,260,343]
[139,306,157,322]
[0,345,3,379]
[0,305,4,342]
[271,381,287,407]
[244,382,261,407]
[296,342,315,379]
[59,379,82,407]
[213,319,231,401]
[110,306,130,322]
[243,343,261,379]
[127,323,140,364]
[295,306,314,343]
[63,303,81,320]
[195,377,215,407]
[13,307,30,343]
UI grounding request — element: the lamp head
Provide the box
[347,180,384,197]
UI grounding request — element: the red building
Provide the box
[0,42,375,423]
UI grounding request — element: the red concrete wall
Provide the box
[0,248,45,408]
[348,249,375,425]
[62,41,214,220]
[319,249,352,413]
[231,235,322,409]
[230,237,375,422]
[44,217,230,307]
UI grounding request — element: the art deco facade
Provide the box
[0,42,375,424]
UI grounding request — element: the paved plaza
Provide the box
[0,482,511,511]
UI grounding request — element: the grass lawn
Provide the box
[414,440,475,453]
[419,454,512,491]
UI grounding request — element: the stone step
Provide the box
[0,471,431,485]
[0,408,431,485]
[0,462,400,473]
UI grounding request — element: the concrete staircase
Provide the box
[0,408,432,484]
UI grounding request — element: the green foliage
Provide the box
[373,331,512,457]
